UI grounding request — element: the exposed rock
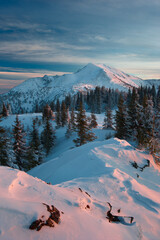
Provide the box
[29,203,61,231]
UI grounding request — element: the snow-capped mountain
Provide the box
[0,138,159,240]
[0,63,159,113]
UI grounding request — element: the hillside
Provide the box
[0,138,160,240]
[0,63,147,113]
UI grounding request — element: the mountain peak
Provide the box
[1,63,153,113]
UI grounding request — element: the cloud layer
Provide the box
[0,0,160,89]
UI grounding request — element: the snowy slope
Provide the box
[1,63,147,113]
[0,112,115,163]
[29,138,160,240]
[0,138,160,240]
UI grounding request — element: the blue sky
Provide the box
[0,0,160,89]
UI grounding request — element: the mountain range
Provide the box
[1,63,160,113]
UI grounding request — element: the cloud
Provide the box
[0,0,160,81]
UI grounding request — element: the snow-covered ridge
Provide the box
[0,138,160,240]
[0,63,158,113]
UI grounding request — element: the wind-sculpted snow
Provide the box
[0,63,151,113]
[0,138,160,240]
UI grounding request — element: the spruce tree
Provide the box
[7,103,12,115]
[95,86,101,114]
[152,102,160,154]
[43,104,54,120]
[12,115,27,170]
[65,119,72,138]
[41,117,56,155]
[0,116,9,166]
[27,119,43,169]
[103,107,113,129]
[70,108,76,131]
[90,113,98,128]
[141,95,154,148]
[156,86,160,110]
[61,101,67,127]
[73,102,96,146]
[127,88,139,139]
[2,102,8,117]
[115,94,128,139]
[55,99,61,127]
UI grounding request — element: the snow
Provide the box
[1,63,152,113]
[0,136,159,239]
[0,112,160,239]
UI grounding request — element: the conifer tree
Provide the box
[70,108,76,131]
[2,102,8,117]
[103,107,113,129]
[7,103,12,115]
[151,85,156,108]
[151,101,160,153]
[41,117,56,155]
[127,88,139,139]
[90,113,98,128]
[0,116,9,166]
[55,99,61,127]
[50,101,55,112]
[95,86,101,113]
[65,119,72,138]
[43,104,54,120]
[115,94,128,139]
[156,86,160,110]
[73,102,96,146]
[12,115,27,170]
[140,95,154,148]
[27,119,43,169]
[61,101,68,127]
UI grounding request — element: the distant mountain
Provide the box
[0,63,159,113]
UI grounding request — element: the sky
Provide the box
[0,0,160,91]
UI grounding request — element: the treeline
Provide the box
[0,113,56,171]
[116,85,160,153]
[1,85,158,115]
[0,103,98,171]
[42,86,121,114]
[1,84,160,171]
[1,87,121,114]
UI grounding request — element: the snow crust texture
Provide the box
[0,138,160,240]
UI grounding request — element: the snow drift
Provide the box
[0,138,159,240]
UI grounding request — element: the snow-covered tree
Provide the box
[103,107,113,129]
[73,102,96,146]
[0,122,15,168]
[95,86,101,114]
[43,104,54,120]
[0,117,9,166]
[7,103,12,115]
[12,115,27,170]
[41,117,56,155]
[141,95,154,148]
[136,95,154,149]
[65,119,72,138]
[115,94,128,139]
[70,108,76,131]
[2,102,9,117]
[127,88,139,139]
[61,101,68,127]
[55,99,61,127]
[27,119,43,169]
[90,113,98,128]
